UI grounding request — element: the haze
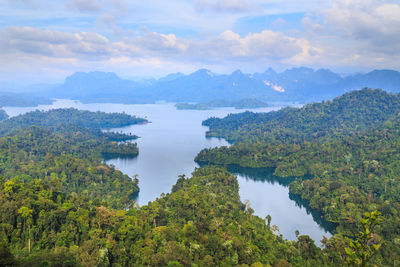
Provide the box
[1,0,400,88]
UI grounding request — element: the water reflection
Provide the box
[102,153,138,161]
[221,164,334,245]
[225,165,296,186]
[289,193,337,235]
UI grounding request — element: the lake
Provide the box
[4,99,332,244]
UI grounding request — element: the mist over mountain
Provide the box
[43,67,400,104]
[0,92,53,107]
[51,71,148,103]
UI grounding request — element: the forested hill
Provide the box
[1,166,346,266]
[0,95,387,265]
[0,108,149,160]
[197,88,400,266]
[0,126,139,207]
[0,108,340,266]
[0,108,148,264]
[0,108,147,136]
[203,88,400,143]
[0,109,148,207]
[0,93,53,107]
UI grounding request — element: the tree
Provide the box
[0,243,18,266]
[266,214,272,228]
[18,206,33,253]
[345,211,382,266]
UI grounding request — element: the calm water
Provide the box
[225,165,334,244]
[4,99,331,244]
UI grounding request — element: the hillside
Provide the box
[1,165,347,266]
[0,91,391,266]
[0,93,53,107]
[0,108,147,160]
[196,89,400,265]
[0,108,147,137]
[0,109,8,121]
[203,88,400,143]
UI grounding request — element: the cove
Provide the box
[4,99,332,245]
[224,165,334,243]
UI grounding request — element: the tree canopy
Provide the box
[197,88,397,266]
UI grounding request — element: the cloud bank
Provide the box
[0,0,399,84]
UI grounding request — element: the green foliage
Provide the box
[345,211,382,266]
[0,109,8,121]
[0,129,139,209]
[0,108,147,136]
[203,88,400,143]
[1,166,335,266]
[0,112,140,264]
[2,89,399,266]
[197,89,400,265]
[0,242,18,266]
[0,108,144,161]
[0,107,332,266]
[0,109,143,210]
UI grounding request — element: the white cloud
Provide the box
[194,0,251,13]
[1,27,113,59]
[66,0,102,12]
[295,0,400,71]
[2,0,400,82]
[0,25,317,82]
[312,0,400,54]
[1,26,307,63]
[197,30,305,61]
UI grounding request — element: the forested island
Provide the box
[175,98,268,110]
[196,88,400,266]
[0,108,148,265]
[0,93,54,107]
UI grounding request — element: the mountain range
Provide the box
[45,67,400,104]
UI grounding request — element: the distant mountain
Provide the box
[157,72,185,82]
[47,68,400,104]
[341,69,400,92]
[251,67,344,100]
[0,92,53,107]
[52,71,149,103]
[148,68,281,102]
[175,98,268,110]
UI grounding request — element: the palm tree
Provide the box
[18,206,33,253]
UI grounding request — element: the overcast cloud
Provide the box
[0,0,399,84]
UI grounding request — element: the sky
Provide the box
[0,0,400,86]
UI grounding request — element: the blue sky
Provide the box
[0,0,399,85]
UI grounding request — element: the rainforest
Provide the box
[2,0,400,265]
[0,88,395,266]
